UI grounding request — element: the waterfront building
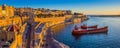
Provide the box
[0,4,21,27]
[0,4,14,18]
[0,4,88,48]
[73,13,88,23]
[65,10,72,15]
[15,8,72,18]
[0,22,23,48]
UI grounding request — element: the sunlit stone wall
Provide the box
[35,17,65,26]
[0,5,14,18]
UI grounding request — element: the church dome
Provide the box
[6,24,20,32]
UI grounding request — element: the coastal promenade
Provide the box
[36,14,87,48]
[21,21,69,48]
[39,23,69,48]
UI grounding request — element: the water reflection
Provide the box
[52,23,65,34]
[53,17,120,48]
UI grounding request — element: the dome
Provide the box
[2,4,7,7]
[2,4,7,10]
[6,24,20,32]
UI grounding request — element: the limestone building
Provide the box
[0,4,14,18]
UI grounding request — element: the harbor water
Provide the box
[53,16,120,48]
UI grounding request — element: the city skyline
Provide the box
[0,0,120,15]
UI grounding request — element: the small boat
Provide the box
[72,26,108,35]
[80,25,98,29]
[74,25,79,30]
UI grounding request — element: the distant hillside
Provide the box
[87,15,120,17]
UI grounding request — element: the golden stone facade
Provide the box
[0,4,14,18]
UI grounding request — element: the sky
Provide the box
[0,0,120,15]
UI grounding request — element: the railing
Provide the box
[35,22,41,30]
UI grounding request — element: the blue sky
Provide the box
[0,0,120,15]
